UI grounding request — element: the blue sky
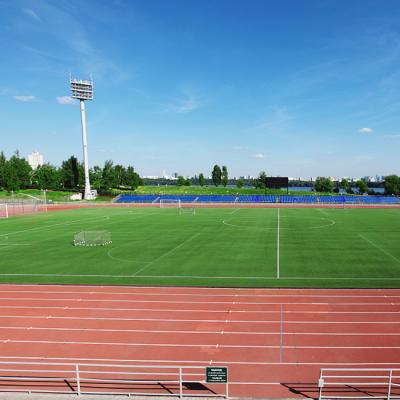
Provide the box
[1,0,400,178]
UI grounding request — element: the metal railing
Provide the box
[318,368,400,400]
[0,361,228,398]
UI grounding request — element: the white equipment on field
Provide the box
[73,231,112,247]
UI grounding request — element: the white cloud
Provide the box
[359,127,373,134]
[22,8,41,22]
[56,96,75,105]
[164,92,202,114]
[254,153,265,159]
[257,106,292,132]
[14,95,35,102]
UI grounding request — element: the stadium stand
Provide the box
[115,194,400,204]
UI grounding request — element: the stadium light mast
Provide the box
[70,74,96,200]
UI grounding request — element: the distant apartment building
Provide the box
[27,151,43,170]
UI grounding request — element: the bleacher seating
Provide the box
[115,193,400,205]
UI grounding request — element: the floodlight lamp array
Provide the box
[70,78,93,100]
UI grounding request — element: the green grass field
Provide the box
[1,206,399,288]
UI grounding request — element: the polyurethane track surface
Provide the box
[0,285,398,398]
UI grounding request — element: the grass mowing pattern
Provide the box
[0,207,399,288]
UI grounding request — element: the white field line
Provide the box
[0,215,111,238]
[132,232,202,276]
[1,283,399,293]
[0,244,31,247]
[0,325,398,336]
[1,273,399,280]
[359,234,400,265]
[0,338,399,349]
[229,208,241,215]
[2,355,400,367]
[0,305,399,314]
[1,296,400,306]
[0,315,399,324]
[277,208,280,279]
[0,210,159,239]
[0,289,399,300]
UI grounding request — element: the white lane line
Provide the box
[0,315,399,324]
[0,290,399,299]
[0,305,399,315]
[132,232,202,276]
[359,234,400,265]
[0,339,399,349]
[277,208,280,279]
[0,296,399,306]
[2,355,400,367]
[0,273,399,280]
[0,326,398,336]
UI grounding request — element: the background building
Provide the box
[27,151,43,170]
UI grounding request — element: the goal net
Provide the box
[160,199,181,208]
[0,204,8,219]
[73,231,112,247]
[179,206,196,215]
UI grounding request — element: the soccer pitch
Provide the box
[0,206,399,288]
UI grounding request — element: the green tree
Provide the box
[89,166,103,190]
[314,177,333,193]
[254,171,267,189]
[198,173,205,187]
[384,175,400,195]
[125,166,142,189]
[184,177,192,186]
[61,156,81,189]
[101,160,118,191]
[340,178,349,192]
[177,176,186,186]
[356,179,368,194]
[222,165,228,187]
[236,178,244,188]
[114,164,126,187]
[4,152,32,191]
[33,164,61,190]
[212,165,222,186]
[0,151,6,189]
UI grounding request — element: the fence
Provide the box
[0,361,229,398]
[318,368,400,400]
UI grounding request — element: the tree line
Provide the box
[0,151,142,193]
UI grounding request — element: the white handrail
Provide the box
[0,360,228,398]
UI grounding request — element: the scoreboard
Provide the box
[265,177,289,189]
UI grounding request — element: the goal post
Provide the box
[159,199,181,208]
[0,204,8,219]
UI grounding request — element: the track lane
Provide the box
[0,285,398,398]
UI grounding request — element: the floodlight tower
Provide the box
[70,75,96,200]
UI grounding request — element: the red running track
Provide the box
[0,284,399,398]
